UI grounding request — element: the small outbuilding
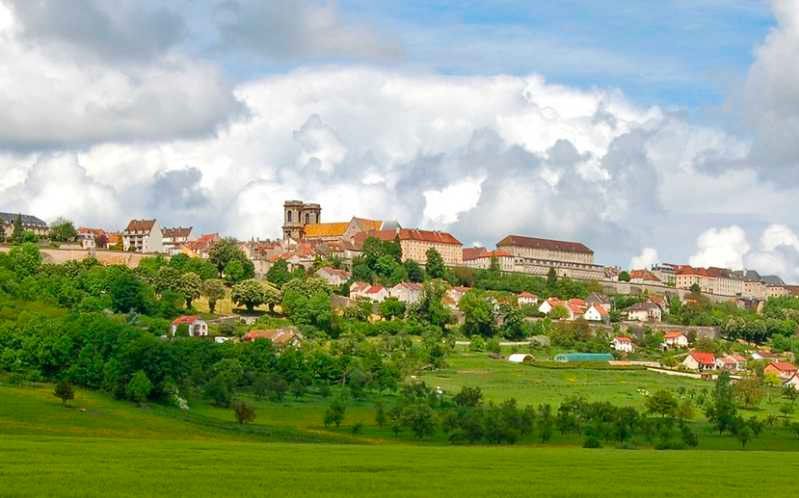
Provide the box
[507,353,534,364]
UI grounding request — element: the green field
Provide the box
[4,359,799,496]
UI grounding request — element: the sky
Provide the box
[2,0,799,281]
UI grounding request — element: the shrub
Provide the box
[232,400,256,424]
[583,436,602,448]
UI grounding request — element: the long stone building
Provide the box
[495,234,606,280]
[0,212,49,239]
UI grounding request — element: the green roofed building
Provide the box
[554,353,614,363]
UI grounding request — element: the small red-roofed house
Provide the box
[764,361,798,380]
[242,327,302,347]
[170,316,208,337]
[662,331,688,349]
[683,351,716,371]
[583,303,609,322]
[517,291,539,307]
[611,336,634,353]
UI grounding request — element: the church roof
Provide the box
[303,222,350,238]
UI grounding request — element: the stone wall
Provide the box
[0,245,149,268]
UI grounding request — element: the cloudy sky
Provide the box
[2,1,799,280]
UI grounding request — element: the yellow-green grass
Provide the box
[2,436,799,498]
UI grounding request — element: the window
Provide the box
[287,211,292,223]
[305,213,310,224]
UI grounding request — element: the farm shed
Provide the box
[507,353,534,364]
[554,353,613,363]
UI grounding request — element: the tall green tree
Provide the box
[266,259,291,287]
[202,278,226,314]
[425,248,446,279]
[126,370,153,406]
[11,214,24,244]
[178,272,202,308]
[404,259,424,282]
[231,279,265,312]
[705,371,738,434]
[49,217,78,242]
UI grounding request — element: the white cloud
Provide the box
[630,247,658,269]
[423,177,485,226]
[689,226,750,270]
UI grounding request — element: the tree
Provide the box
[459,291,496,337]
[618,271,631,282]
[54,379,75,406]
[49,217,78,242]
[425,248,446,279]
[223,259,246,284]
[402,403,436,439]
[404,259,425,282]
[126,370,153,406]
[209,238,243,276]
[231,279,265,312]
[380,297,406,320]
[232,400,257,424]
[705,371,737,435]
[734,377,764,409]
[375,401,387,428]
[546,268,558,287]
[202,278,226,314]
[8,242,42,278]
[109,271,147,314]
[153,266,181,296]
[266,259,291,287]
[690,283,702,293]
[178,272,202,308]
[324,398,346,428]
[645,390,678,418]
[10,214,24,244]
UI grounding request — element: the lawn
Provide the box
[421,352,709,408]
[2,436,798,498]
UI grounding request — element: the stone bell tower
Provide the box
[282,200,321,242]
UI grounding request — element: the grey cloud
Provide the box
[213,0,402,61]
[5,0,186,62]
[147,168,211,211]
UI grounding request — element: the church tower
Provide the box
[282,200,321,242]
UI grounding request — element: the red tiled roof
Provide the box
[186,233,220,252]
[614,336,632,342]
[591,303,609,316]
[630,269,661,282]
[162,226,192,239]
[364,228,461,245]
[366,284,386,294]
[463,247,488,261]
[125,219,156,233]
[78,227,106,237]
[172,315,200,325]
[768,361,797,373]
[567,298,587,314]
[497,235,592,254]
[518,291,537,299]
[394,282,423,291]
[350,281,371,293]
[690,351,716,365]
[664,331,685,339]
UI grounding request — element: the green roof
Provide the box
[554,353,613,362]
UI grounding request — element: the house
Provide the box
[784,373,799,391]
[683,351,716,371]
[350,281,388,302]
[538,297,562,315]
[507,353,534,364]
[647,295,668,312]
[764,361,798,380]
[716,354,747,371]
[316,267,351,287]
[170,316,208,337]
[517,291,539,307]
[390,282,424,304]
[183,233,220,259]
[626,302,662,322]
[611,336,634,353]
[0,212,49,240]
[77,227,107,249]
[445,286,470,306]
[583,303,609,322]
[629,269,662,284]
[662,331,689,349]
[242,327,302,347]
[566,298,587,319]
[122,219,163,253]
[162,226,194,255]
[585,292,611,309]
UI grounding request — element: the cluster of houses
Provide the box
[167,315,303,348]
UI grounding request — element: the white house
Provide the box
[390,282,424,304]
[122,219,163,253]
[316,267,351,286]
[784,373,799,391]
[538,297,562,315]
[162,226,194,255]
[517,291,539,307]
[662,331,689,349]
[584,303,609,322]
[507,353,534,364]
[350,281,388,302]
[716,354,746,371]
[682,351,716,371]
[626,302,662,322]
[170,316,208,337]
[611,336,634,353]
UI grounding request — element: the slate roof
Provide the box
[497,235,592,254]
[0,212,48,227]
